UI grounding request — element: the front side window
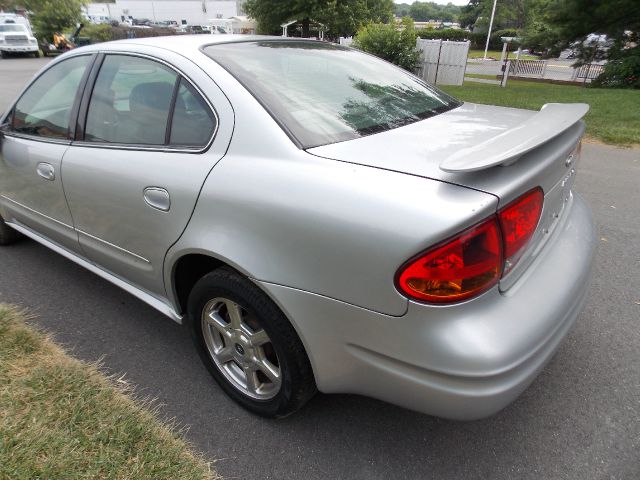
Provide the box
[85,55,178,145]
[12,55,91,139]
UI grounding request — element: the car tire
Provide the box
[0,51,7,59]
[0,216,23,245]
[187,267,316,418]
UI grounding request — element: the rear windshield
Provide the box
[204,40,461,148]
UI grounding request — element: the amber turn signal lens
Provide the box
[396,217,503,303]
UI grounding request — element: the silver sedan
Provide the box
[0,35,595,419]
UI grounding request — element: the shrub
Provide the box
[80,24,177,44]
[416,28,470,42]
[29,0,83,44]
[465,29,521,50]
[81,24,114,43]
[354,17,420,71]
[592,46,640,89]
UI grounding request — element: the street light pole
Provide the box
[483,0,498,60]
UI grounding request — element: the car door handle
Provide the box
[36,162,55,181]
[143,187,171,212]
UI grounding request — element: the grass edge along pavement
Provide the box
[441,80,640,146]
[0,304,218,480]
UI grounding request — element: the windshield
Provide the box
[204,40,460,148]
[0,24,26,32]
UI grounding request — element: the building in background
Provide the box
[84,0,246,26]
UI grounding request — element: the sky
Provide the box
[393,0,470,6]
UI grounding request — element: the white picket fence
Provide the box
[339,37,469,86]
[339,36,605,87]
[415,39,469,86]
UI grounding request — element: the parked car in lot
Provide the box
[0,35,595,419]
[0,23,39,58]
[176,24,207,34]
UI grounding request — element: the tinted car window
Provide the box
[12,55,91,139]
[85,55,178,145]
[169,79,216,147]
[204,41,461,148]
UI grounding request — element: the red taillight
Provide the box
[498,188,543,274]
[396,188,544,304]
[396,217,502,303]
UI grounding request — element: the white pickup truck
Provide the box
[0,23,39,58]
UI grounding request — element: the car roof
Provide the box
[80,34,305,55]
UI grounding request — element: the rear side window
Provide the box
[85,55,178,145]
[169,79,216,147]
[12,55,91,139]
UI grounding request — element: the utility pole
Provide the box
[483,0,498,60]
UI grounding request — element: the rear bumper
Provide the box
[259,193,595,419]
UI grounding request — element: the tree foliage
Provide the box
[19,0,84,42]
[458,0,526,31]
[353,17,420,71]
[592,42,640,89]
[548,0,640,40]
[525,0,640,88]
[394,2,461,23]
[329,0,394,37]
[0,0,21,11]
[244,0,394,37]
[458,0,483,29]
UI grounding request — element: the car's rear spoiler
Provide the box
[439,103,589,172]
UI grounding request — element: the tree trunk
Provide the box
[302,17,310,38]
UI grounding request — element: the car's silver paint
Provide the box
[158,43,496,316]
[308,102,585,205]
[439,103,589,172]
[0,35,595,419]
[0,137,81,252]
[258,194,594,419]
[307,102,587,290]
[76,227,151,264]
[61,44,234,297]
[167,146,497,316]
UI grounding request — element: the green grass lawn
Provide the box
[464,73,500,80]
[441,80,640,145]
[467,49,539,60]
[0,305,218,480]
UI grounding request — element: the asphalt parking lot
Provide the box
[1,56,639,480]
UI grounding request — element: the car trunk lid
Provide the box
[307,102,588,290]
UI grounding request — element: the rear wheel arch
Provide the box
[172,252,226,315]
[170,252,320,392]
